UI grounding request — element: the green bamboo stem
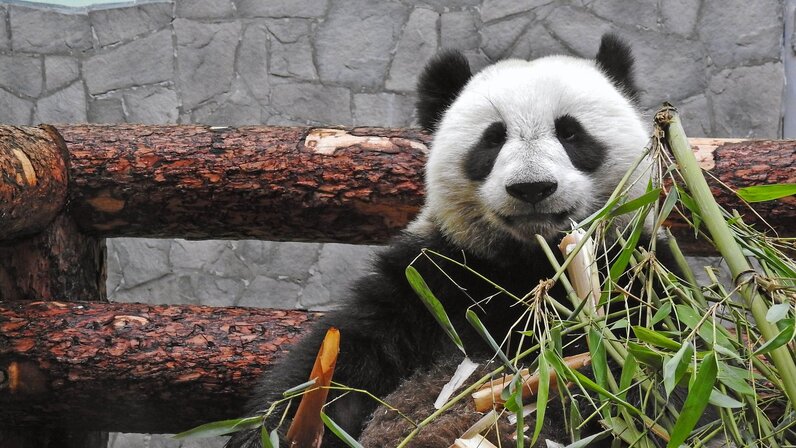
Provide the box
[664,228,708,308]
[657,105,796,407]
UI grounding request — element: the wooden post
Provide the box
[0,125,108,447]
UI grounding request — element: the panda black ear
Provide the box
[416,50,473,133]
[595,33,639,102]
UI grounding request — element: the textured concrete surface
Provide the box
[0,0,785,445]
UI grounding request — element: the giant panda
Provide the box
[227,33,665,448]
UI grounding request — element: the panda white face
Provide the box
[411,35,650,257]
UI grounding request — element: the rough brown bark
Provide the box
[0,216,107,445]
[0,125,68,240]
[0,122,107,444]
[0,214,106,302]
[0,125,791,248]
[0,300,319,433]
[57,126,796,247]
[62,125,429,243]
[667,138,796,253]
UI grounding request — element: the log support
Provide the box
[0,214,106,302]
[1,125,107,446]
[0,217,107,444]
[0,301,318,433]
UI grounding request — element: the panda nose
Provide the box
[505,181,558,204]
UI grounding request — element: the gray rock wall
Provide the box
[0,0,786,445]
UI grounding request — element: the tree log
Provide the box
[674,138,796,238]
[53,126,795,248]
[0,300,319,433]
[62,125,429,243]
[0,214,106,302]
[0,125,68,240]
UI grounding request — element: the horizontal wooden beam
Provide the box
[0,300,318,433]
[1,125,793,249]
[61,125,429,244]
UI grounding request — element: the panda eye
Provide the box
[481,121,507,146]
[464,121,506,181]
[554,115,582,143]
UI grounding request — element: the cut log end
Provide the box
[0,125,69,240]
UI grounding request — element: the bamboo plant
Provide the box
[176,105,796,448]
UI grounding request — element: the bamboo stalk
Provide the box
[470,353,591,412]
[656,105,796,407]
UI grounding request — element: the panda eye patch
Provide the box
[464,121,507,181]
[554,115,582,142]
[553,114,606,172]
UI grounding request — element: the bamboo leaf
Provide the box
[655,187,679,229]
[609,188,662,217]
[675,305,733,349]
[466,309,514,371]
[320,411,364,448]
[261,426,278,448]
[633,326,681,351]
[766,303,791,324]
[610,318,629,330]
[575,195,622,228]
[708,389,744,409]
[618,352,637,401]
[667,353,718,448]
[530,350,550,446]
[712,342,742,362]
[609,209,649,281]
[675,186,702,235]
[283,378,317,397]
[752,318,796,356]
[569,397,582,441]
[736,183,796,203]
[552,324,563,357]
[563,429,611,448]
[503,372,524,413]
[406,266,465,355]
[174,416,263,439]
[717,362,755,396]
[627,342,664,368]
[588,328,609,395]
[663,342,694,397]
[650,301,672,326]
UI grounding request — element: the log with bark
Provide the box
[0,300,318,433]
[62,125,429,244]
[60,127,796,250]
[2,125,793,252]
[667,138,796,246]
[0,125,68,240]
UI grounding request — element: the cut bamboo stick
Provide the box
[471,353,591,412]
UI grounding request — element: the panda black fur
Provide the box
[227,33,666,448]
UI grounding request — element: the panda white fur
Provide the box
[227,33,668,448]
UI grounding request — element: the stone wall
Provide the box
[0,0,786,446]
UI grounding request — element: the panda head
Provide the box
[410,34,651,258]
